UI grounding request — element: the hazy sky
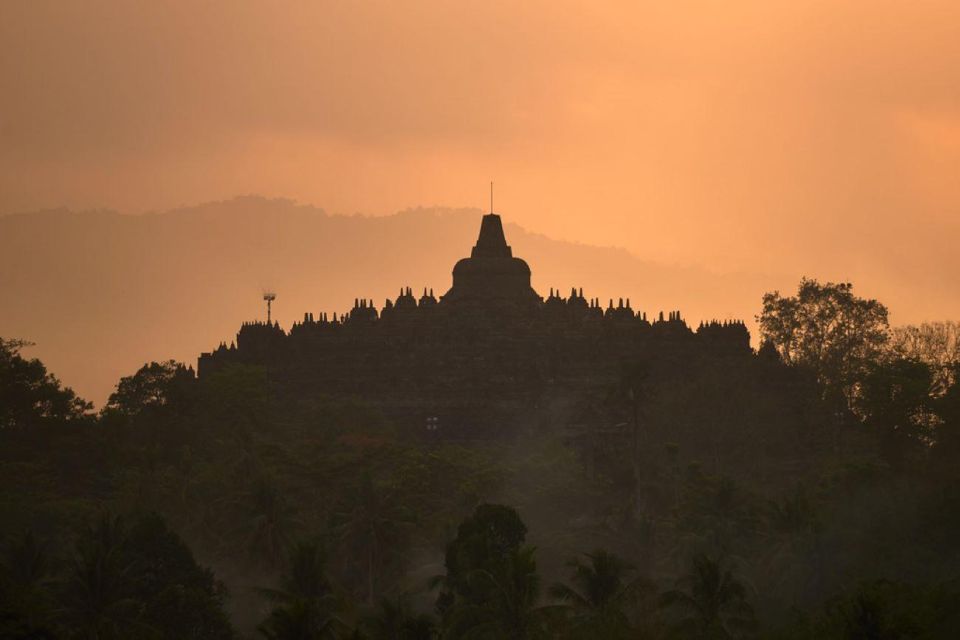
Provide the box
[2,1,958,319]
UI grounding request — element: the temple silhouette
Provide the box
[199,213,750,433]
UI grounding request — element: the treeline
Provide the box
[0,513,233,639]
[2,279,960,639]
[4,504,960,638]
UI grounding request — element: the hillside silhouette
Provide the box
[1,196,781,404]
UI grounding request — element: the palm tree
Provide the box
[58,513,154,640]
[2,531,50,588]
[335,473,412,604]
[672,476,757,568]
[548,550,650,638]
[659,554,755,639]
[245,476,299,567]
[447,545,547,640]
[258,598,341,640]
[261,540,334,604]
[363,595,437,640]
[762,487,823,608]
[258,540,345,640]
[0,530,56,629]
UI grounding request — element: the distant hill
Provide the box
[0,196,786,405]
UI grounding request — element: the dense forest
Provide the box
[2,278,960,639]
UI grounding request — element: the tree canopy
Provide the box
[0,338,91,430]
[104,359,196,417]
[757,278,889,398]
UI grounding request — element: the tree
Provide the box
[660,554,755,639]
[618,362,651,517]
[335,473,412,604]
[104,360,196,418]
[762,487,823,609]
[0,338,91,429]
[258,540,343,640]
[857,358,934,470]
[258,599,341,640]
[437,504,528,615]
[0,531,56,633]
[58,513,148,640]
[932,364,960,470]
[124,514,235,639]
[58,512,235,640]
[244,477,299,567]
[821,580,952,639]
[677,475,758,559]
[757,279,889,402]
[889,321,960,395]
[261,540,333,605]
[548,550,650,639]
[363,595,437,640]
[446,546,546,640]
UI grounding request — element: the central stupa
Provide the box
[440,213,541,309]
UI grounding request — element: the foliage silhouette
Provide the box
[437,503,528,616]
[660,554,755,639]
[445,545,547,640]
[362,595,437,640]
[548,549,651,639]
[0,338,92,429]
[758,278,889,404]
[3,273,960,638]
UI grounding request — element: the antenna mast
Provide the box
[263,292,276,324]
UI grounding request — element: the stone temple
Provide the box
[198,212,750,433]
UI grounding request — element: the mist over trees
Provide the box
[2,278,960,638]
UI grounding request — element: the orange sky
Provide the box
[2,1,959,323]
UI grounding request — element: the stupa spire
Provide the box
[471,213,513,258]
